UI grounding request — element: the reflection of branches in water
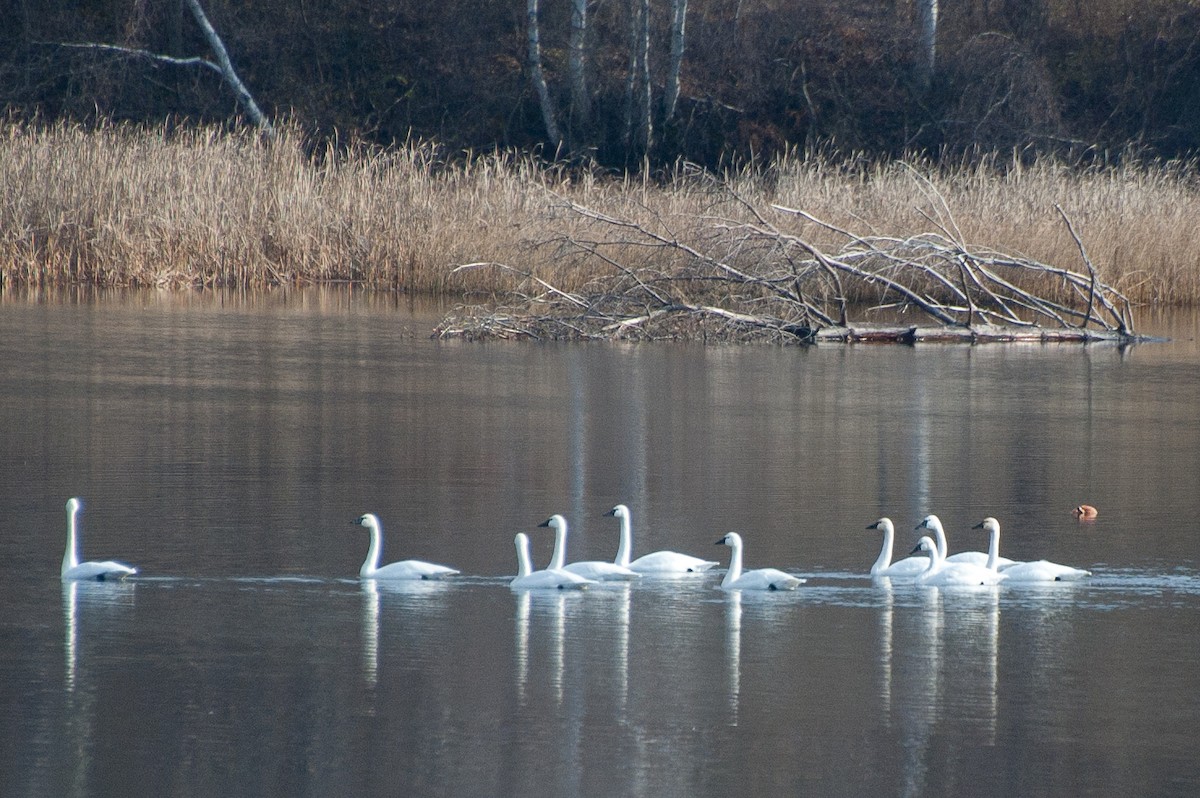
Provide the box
[437,186,1140,344]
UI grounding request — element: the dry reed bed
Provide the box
[2,121,1199,306]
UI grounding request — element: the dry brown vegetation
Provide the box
[2,121,1199,314]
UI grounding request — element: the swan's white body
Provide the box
[354,513,459,580]
[60,498,137,582]
[541,514,640,581]
[910,536,1004,587]
[715,532,804,591]
[918,514,1019,569]
[510,533,595,590]
[607,504,718,574]
[867,518,927,578]
[973,517,1091,582]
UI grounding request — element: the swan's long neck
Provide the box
[361,519,382,577]
[871,523,895,574]
[515,535,533,577]
[614,512,632,567]
[922,538,942,576]
[722,536,744,588]
[62,502,80,576]
[932,519,948,560]
[549,519,568,570]
[985,522,1001,571]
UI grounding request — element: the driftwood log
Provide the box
[436,187,1151,345]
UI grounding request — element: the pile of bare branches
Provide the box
[435,188,1140,344]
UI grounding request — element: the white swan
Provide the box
[867,517,927,578]
[354,513,459,580]
[714,532,804,591]
[607,504,718,574]
[510,533,595,590]
[61,498,137,581]
[541,514,640,581]
[973,517,1092,582]
[910,536,1004,587]
[917,514,1019,569]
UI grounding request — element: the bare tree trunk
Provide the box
[527,0,563,150]
[568,0,590,129]
[183,0,273,135]
[637,0,653,153]
[915,0,938,93]
[663,0,688,122]
[622,0,639,149]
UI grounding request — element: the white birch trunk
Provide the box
[569,0,590,128]
[915,0,938,93]
[622,0,640,148]
[527,0,563,149]
[637,0,653,153]
[663,0,688,122]
[183,0,273,135]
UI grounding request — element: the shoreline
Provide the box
[3,122,1199,307]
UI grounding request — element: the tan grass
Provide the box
[1,121,1198,305]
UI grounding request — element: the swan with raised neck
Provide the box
[909,535,1004,586]
[354,513,459,580]
[867,517,926,578]
[917,513,1017,568]
[540,514,639,581]
[510,532,594,590]
[61,497,137,582]
[607,504,718,574]
[714,532,804,591]
[972,517,1091,581]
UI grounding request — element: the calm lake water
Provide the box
[1,289,1199,797]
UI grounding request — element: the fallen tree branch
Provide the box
[438,184,1146,345]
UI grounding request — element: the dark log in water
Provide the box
[812,325,1161,344]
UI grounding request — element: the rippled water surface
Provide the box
[1,291,1198,797]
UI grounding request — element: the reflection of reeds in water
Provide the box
[3,121,1199,304]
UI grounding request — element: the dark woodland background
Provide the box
[4,0,1199,166]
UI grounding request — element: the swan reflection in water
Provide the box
[359,577,449,691]
[59,578,135,798]
[63,579,137,694]
[361,579,380,689]
[514,583,633,710]
[725,590,742,723]
[882,583,1001,797]
[514,591,571,707]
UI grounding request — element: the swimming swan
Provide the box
[354,513,459,580]
[607,504,718,574]
[910,536,1004,587]
[973,517,1092,582]
[917,514,1018,569]
[60,498,137,581]
[867,517,927,578]
[541,514,640,581]
[714,532,804,591]
[510,533,595,590]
